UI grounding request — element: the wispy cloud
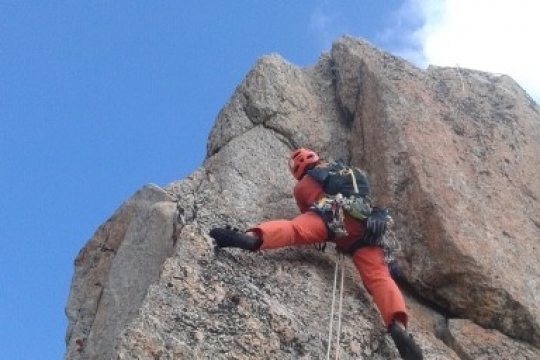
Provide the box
[388,0,540,102]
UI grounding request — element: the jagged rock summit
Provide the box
[65,35,540,359]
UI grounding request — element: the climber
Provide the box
[209,148,423,360]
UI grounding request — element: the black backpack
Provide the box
[307,160,372,220]
[307,160,396,268]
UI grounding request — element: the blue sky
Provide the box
[1,1,538,359]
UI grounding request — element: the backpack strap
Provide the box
[341,167,359,193]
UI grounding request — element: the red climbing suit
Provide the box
[248,174,408,328]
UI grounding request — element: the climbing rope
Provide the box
[326,257,338,359]
[326,252,346,360]
[335,255,345,360]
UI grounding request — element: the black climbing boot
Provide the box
[209,227,262,251]
[389,321,423,360]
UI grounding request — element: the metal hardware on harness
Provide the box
[341,196,372,220]
[341,211,401,272]
[382,226,400,265]
[311,194,348,238]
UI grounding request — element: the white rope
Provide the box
[326,253,346,360]
[326,257,339,360]
[335,256,345,360]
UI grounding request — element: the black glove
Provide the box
[362,207,390,245]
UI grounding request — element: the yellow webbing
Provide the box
[340,168,359,194]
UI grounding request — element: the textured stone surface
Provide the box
[443,319,540,359]
[329,37,540,346]
[65,36,540,359]
[65,185,176,359]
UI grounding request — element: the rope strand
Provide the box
[335,255,345,359]
[326,258,340,359]
[326,252,346,360]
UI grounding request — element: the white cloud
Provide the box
[393,0,540,102]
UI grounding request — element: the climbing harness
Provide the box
[310,194,349,238]
[311,199,400,275]
[311,199,397,246]
[326,252,346,360]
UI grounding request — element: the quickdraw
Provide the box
[310,194,348,238]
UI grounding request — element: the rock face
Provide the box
[64,36,540,359]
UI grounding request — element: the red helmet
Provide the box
[289,148,320,180]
